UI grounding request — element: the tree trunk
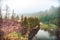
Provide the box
[28,25,40,40]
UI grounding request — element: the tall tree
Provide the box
[0,7,2,19]
[0,0,2,19]
[11,10,15,20]
[0,3,2,27]
[5,5,9,19]
[21,15,23,21]
[16,15,19,20]
[21,15,24,26]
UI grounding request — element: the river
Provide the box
[32,29,57,40]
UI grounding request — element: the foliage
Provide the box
[5,31,28,40]
[39,7,59,25]
[40,23,49,30]
[7,31,20,38]
[40,23,57,30]
[22,17,40,28]
[48,24,57,29]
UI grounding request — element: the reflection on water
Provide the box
[32,29,57,40]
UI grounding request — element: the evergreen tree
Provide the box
[21,15,23,21]
[11,10,15,20]
[0,6,2,27]
[5,5,9,19]
[23,17,27,26]
[21,15,23,26]
[16,15,19,20]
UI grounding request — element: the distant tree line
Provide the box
[0,4,20,20]
[39,7,59,25]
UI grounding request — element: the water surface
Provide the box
[32,29,57,40]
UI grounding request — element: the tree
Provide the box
[21,15,23,21]
[28,17,40,40]
[23,17,27,27]
[5,5,9,19]
[11,10,15,20]
[0,7,2,19]
[0,0,2,19]
[27,17,40,28]
[0,6,2,27]
[57,7,60,27]
[22,17,40,40]
[16,15,19,20]
[20,16,40,40]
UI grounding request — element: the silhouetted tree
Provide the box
[0,7,2,27]
[5,5,9,19]
[21,15,24,26]
[21,15,23,21]
[23,17,27,27]
[0,7,2,19]
[11,10,15,20]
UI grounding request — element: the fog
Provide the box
[0,0,59,14]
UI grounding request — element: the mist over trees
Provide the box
[39,6,59,25]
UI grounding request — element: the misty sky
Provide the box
[0,0,59,14]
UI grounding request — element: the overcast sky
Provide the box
[1,0,59,14]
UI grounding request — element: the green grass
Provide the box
[40,23,57,30]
